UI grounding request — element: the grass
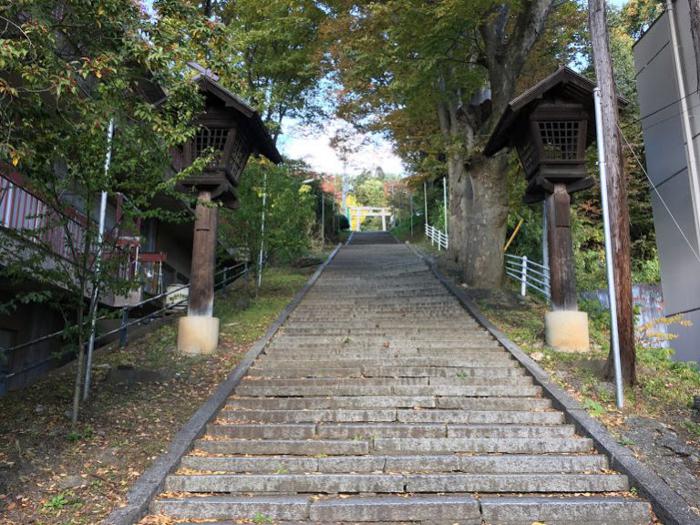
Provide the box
[471,282,700,442]
[0,263,317,525]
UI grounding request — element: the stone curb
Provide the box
[408,244,699,525]
[102,244,343,525]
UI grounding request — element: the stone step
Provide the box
[164,472,628,494]
[239,377,432,387]
[205,423,574,440]
[308,495,480,523]
[479,497,652,525]
[226,396,552,410]
[247,365,526,379]
[233,384,542,397]
[151,496,311,521]
[179,453,607,474]
[239,376,533,387]
[194,438,370,455]
[373,436,593,454]
[218,408,563,425]
[262,347,507,357]
[194,436,593,456]
[218,408,399,423]
[262,349,505,359]
[156,494,484,524]
[255,357,518,370]
[233,385,530,398]
[362,366,527,378]
[270,336,496,345]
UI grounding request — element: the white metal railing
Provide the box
[505,254,550,300]
[425,223,448,250]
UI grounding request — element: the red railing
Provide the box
[0,172,86,262]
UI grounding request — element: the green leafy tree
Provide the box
[0,0,218,423]
[218,159,316,266]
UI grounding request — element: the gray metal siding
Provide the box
[634,1,700,361]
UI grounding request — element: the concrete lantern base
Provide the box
[544,310,590,352]
[177,316,220,355]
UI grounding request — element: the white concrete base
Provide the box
[545,310,590,352]
[177,316,220,355]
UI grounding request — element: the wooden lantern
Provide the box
[485,67,609,313]
[176,65,281,355]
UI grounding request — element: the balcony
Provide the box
[0,171,145,307]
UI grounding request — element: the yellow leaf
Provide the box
[96,70,102,78]
[11,156,19,166]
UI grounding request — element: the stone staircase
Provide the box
[147,233,652,524]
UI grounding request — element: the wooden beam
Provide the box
[188,191,218,317]
[546,184,577,310]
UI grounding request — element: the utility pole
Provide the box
[589,0,636,386]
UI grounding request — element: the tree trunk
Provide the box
[589,0,636,385]
[447,150,469,263]
[463,154,509,288]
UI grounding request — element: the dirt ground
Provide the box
[0,266,314,525]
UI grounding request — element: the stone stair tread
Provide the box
[479,496,652,525]
[226,396,552,410]
[164,472,629,493]
[178,453,608,473]
[217,408,563,424]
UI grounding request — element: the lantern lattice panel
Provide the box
[228,133,250,178]
[518,140,537,174]
[195,127,229,157]
[538,121,579,160]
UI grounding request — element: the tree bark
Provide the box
[463,154,509,287]
[589,0,636,385]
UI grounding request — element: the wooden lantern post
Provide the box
[176,66,282,355]
[546,184,577,311]
[189,191,218,318]
[485,67,625,351]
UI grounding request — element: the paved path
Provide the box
[150,233,651,524]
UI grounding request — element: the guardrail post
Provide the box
[520,256,528,297]
[119,307,129,348]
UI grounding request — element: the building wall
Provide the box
[0,290,67,391]
[633,0,700,362]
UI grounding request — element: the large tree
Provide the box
[326,0,565,287]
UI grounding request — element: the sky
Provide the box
[277,119,405,178]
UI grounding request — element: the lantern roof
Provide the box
[484,66,626,156]
[189,63,283,164]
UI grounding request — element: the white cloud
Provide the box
[278,119,405,177]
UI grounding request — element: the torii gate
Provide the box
[348,206,393,232]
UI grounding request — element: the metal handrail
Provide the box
[504,254,550,300]
[425,223,449,250]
